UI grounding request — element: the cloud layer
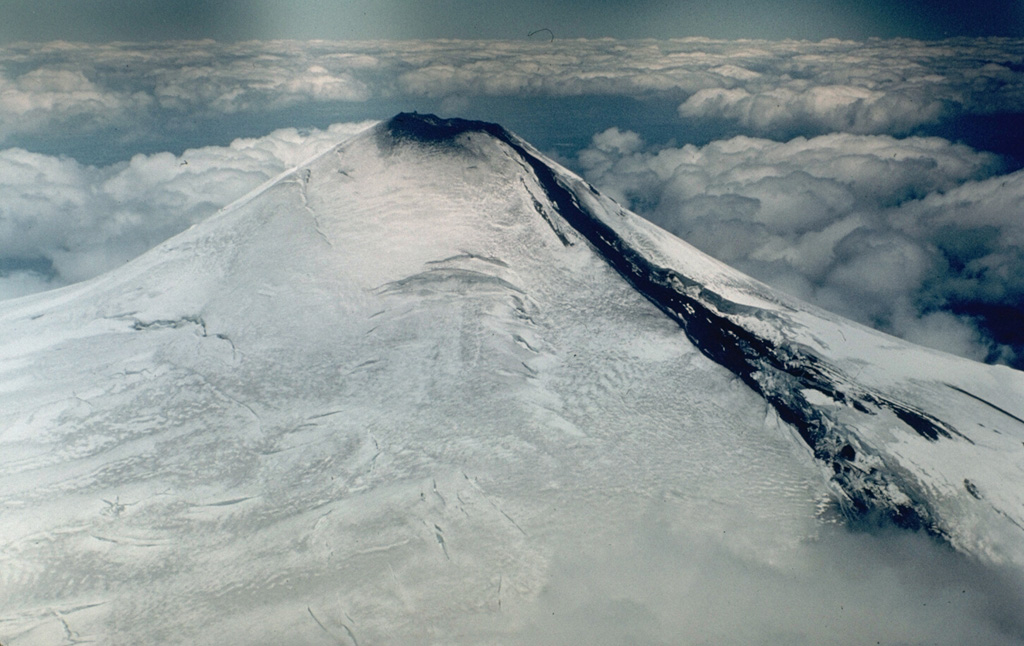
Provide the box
[0,121,373,299]
[672,38,1024,137]
[3,38,1024,145]
[579,127,1023,364]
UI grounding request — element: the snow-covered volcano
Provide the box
[2,113,1023,645]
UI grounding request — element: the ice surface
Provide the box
[0,114,1022,645]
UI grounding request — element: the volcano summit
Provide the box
[1,114,1023,645]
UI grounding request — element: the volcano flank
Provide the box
[1,113,1023,645]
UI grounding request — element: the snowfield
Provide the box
[1,113,1022,645]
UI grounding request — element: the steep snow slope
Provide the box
[481,116,1024,562]
[0,114,1022,645]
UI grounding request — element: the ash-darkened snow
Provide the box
[1,114,1022,645]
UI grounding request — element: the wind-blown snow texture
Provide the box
[1,113,1023,645]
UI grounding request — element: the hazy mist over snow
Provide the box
[2,37,1024,369]
[505,520,1024,646]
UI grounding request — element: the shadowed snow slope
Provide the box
[1,113,1023,645]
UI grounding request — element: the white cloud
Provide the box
[0,120,374,297]
[893,310,990,363]
[0,67,153,138]
[151,57,370,114]
[2,38,1024,144]
[894,169,1024,250]
[668,38,1024,137]
[505,506,1024,646]
[578,128,1023,365]
[678,84,945,135]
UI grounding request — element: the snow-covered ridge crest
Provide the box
[374,112,1024,562]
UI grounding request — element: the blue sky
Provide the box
[2,0,1023,43]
